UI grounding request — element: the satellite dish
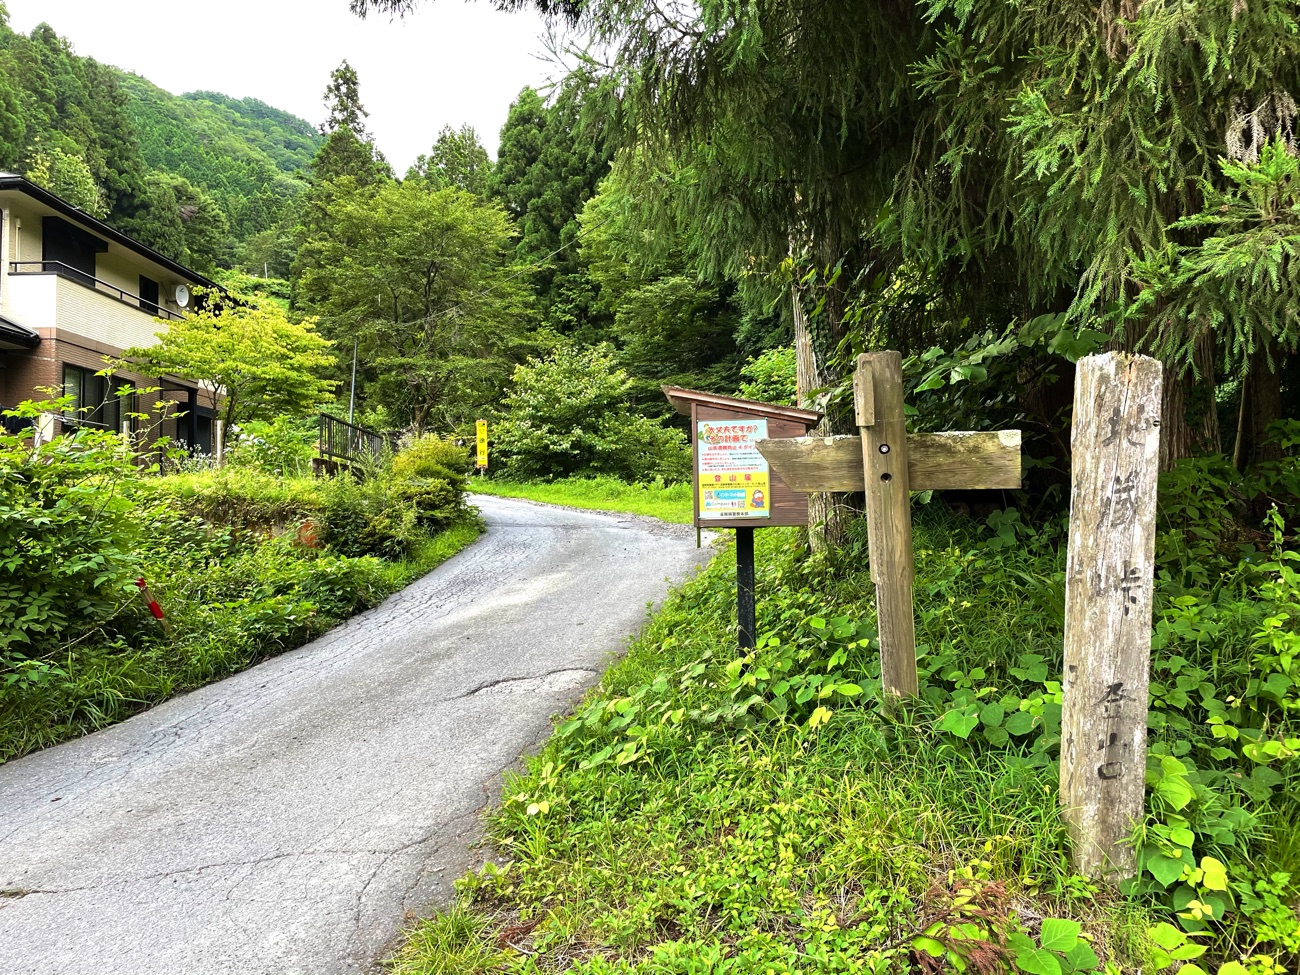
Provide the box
[174,284,191,308]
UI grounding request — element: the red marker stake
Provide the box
[135,578,169,631]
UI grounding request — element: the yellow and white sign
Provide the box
[476,419,488,469]
[696,418,771,519]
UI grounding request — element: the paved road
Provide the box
[0,496,712,975]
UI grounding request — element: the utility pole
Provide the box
[348,336,358,425]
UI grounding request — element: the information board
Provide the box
[476,419,488,469]
[696,418,771,520]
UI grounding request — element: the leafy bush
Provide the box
[318,473,422,559]
[391,435,470,528]
[492,344,690,483]
[0,422,144,664]
[223,415,318,477]
[737,345,797,405]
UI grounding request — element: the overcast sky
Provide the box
[7,0,564,171]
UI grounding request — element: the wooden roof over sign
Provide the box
[661,386,823,425]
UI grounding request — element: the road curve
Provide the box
[0,495,713,975]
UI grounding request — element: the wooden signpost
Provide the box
[757,348,1164,883]
[757,351,1023,696]
[664,387,822,649]
[1060,352,1162,880]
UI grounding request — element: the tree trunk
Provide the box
[1156,331,1221,469]
[1238,336,1285,468]
[793,285,856,551]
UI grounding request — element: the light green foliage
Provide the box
[223,415,318,478]
[138,469,323,531]
[295,178,529,429]
[737,346,797,406]
[0,407,142,663]
[24,141,107,217]
[390,435,471,529]
[407,124,492,196]
[472,476,692,524]
[1133,139,1300,370]
[492,344,690,483]
[121,295,336,428]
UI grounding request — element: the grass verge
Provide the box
[471,475,693,524]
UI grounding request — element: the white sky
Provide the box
[7,0,564,171]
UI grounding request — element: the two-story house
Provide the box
[0,173,221,452]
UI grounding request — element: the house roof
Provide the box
[0,314,39,351]
[0,173,219,290]
[662,385,823,425]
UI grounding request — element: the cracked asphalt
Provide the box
[0,495,713,975]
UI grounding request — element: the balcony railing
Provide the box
[319,413,391,467]
[9,261,184,321]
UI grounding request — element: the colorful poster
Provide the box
[696,418,771,520]
[476,419,488,469]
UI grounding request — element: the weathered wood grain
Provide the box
[858,353,918,697]
[756,430,1023,493]
[1060,352,1162,882]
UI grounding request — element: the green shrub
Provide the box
[392,434,470,480]
[318,473,421,559]
[391,435,470,528]
[0,423,144,664]
[737,345,797,405]
[493,343,690,482]
[223,415,318,477]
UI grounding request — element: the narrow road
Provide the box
[0,496,712,975]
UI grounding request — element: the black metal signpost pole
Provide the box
[736,527,756,649]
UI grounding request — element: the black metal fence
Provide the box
[318,413,388,466]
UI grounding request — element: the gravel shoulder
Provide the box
[0,495,714,975]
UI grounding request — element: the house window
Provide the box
[42,217,106,285]
[62,365,134,431]
[139,275,160,315]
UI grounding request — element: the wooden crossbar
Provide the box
[756,430,1023,493]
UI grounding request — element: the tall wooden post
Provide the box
[1061,352,1162,881]
[857,352,918,697]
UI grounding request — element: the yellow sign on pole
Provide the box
[476,419,488,469]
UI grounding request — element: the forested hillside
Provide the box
[117,74,320,270]
[0,11,317,274]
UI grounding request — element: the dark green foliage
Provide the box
[0,13,321,268]
[310,126,392,187]
[491,84,612,329]
[118,72,320,252]
[295,177,528,430]
[319,473,422,560]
